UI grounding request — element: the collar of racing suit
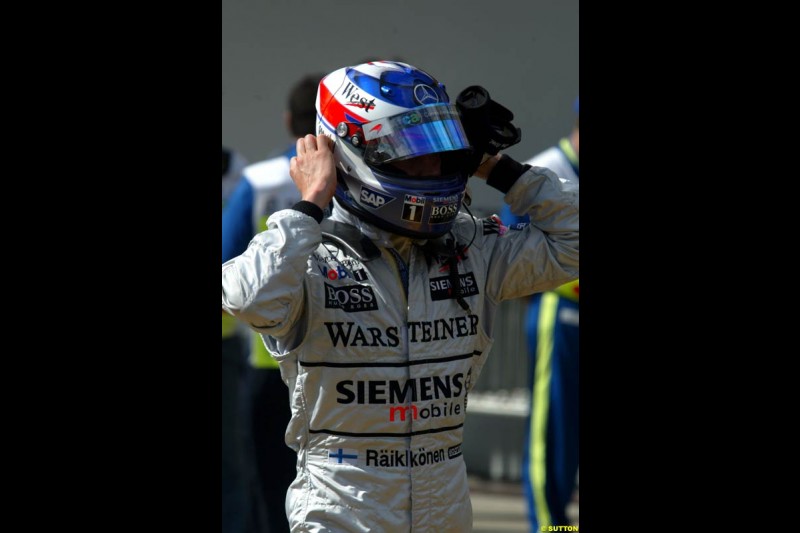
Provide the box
[328,198,429,263]
[327,198,472,264]
[326,199,473,311]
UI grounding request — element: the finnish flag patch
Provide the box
[328,448,359,465]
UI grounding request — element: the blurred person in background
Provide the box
[223,147,248,206]
[222,145,249,532]
[499,97,580,530]
[222,73,324,532]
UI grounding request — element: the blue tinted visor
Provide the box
[361,103,470,165]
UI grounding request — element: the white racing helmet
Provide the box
[316,61,473,239]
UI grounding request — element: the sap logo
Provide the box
[317,264,366,281]
[324,283,379,312]
[360,186,394,209]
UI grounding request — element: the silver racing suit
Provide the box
[221,166,579,532]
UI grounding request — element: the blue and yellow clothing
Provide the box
[222,147,248,340]
[221,147,301,533]
[222,147,301,368]
[499,135,579,529]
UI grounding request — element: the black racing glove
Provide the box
[455,85,522,174]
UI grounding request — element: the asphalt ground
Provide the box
[470,476,579,533]
[470,477,527,533]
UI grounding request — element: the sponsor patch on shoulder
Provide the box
[313,245,369,282]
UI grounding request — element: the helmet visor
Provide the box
[361,103,470,166]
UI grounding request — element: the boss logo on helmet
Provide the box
[360,186,395,209]
[429,203,459,224]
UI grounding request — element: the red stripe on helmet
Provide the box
[318,79,368,128]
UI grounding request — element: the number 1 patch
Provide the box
[402,194,425,223]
